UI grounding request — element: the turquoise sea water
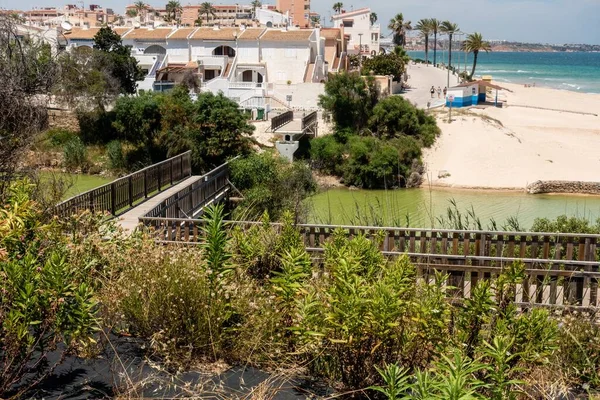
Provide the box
[407,51,600,94]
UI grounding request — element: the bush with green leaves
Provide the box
[44,128,78,148]
[0,181,98,397]
[229,151,316,220]
[106,140,125,170]
[63,136,88,171]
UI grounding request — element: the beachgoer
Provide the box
[437,86,442,98]
[430,86,435,98]
[443,87,447,97]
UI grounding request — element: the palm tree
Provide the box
[333,2,343,14]
[165,0,182,23]
[250,0,261,19]
[415,19,431,66]
[388,13,412,47]
[134,1,147,23]
[370,12,378,26]
[310,15,320,27]
[429,18,441,66]
[440,20,459,88]
[463,32,491,79]
[126,8,138,18]
[199,2,216,26]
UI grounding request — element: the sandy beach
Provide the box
[409,65,600,190]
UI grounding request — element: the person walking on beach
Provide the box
[437,86,442,98]
[430,86,435,98]
[443,86,447,97]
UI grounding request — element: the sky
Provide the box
[1,0,599,45]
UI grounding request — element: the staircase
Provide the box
[304,63,315,83]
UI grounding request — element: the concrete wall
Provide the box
[261,41,311,84]
[527,181,600,195]
[165,41,189,62]
[268,82,324,109]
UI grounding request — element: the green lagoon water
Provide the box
[308,188,600,230]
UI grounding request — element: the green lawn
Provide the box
[37,171,113,200]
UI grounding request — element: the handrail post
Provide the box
[128,176,133,207]
[143,169,148,198]
[110,182,116,215]
[158,166,162,192]
[170,159,174,185]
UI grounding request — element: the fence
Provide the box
[271,110,293,131]
[136,219,600,309]
[55,151,192,218]
[142,159,234,219]
[301,111,318,130]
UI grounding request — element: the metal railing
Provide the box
[55,151,192,218]
[271,110,293,131]
[301,111,318,130]
[143,158,236,219]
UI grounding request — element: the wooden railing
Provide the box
[271,110,293,131]
[55,151,192,218]
[301,111,318,130]
[142,159,234,219]
[136,220,600,309]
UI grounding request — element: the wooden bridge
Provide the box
[56,153,600,310]
[55,152,235,232]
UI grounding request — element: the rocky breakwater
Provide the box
[527,180,600,195]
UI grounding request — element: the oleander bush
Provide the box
[5,183,600,397]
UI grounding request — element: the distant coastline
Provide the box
[406,44,600,53]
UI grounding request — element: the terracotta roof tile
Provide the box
[238,28,266,41]
[168,27,197,40]
[64,27,100,40]
[260,29,314,42]
[190,27,240,40]
[321,28,341,40]
[113,27,132,36]
[122,28,174,40]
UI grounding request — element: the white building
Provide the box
[255,7,289,28]
[331,7,379,56]
[64,26,341,109]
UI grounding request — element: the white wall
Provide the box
[236,41,261,64]
[256,8,288,27]
[165,41,189,62]
[332,10,380,55]
[261,42,311,84]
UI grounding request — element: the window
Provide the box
[343,20,353,28]
[371,33,378,42]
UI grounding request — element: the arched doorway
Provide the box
[213,45,236,57]
[144,45,166,55]
[240,70,263,83]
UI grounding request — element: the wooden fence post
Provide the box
[170,159,174,185]
[128,176,133,207]
[110,182,116,215]
[144,169,148,198]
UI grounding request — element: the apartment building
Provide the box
[180,4,253,27]
[64,26,343,108]
[21,4,115,27]
[276,0,310,28]
[331,7,379,55]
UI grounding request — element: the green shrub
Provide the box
[0,180,98,397]
[106,140,125,170]
[76,109,117,144]
[44,128,78,147]
[309,135,344,175]
[229,152,316,220]
[63,136,88,171]
[341,135,421,188]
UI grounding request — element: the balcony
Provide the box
[229,82,264,89]
[197,55,229,70]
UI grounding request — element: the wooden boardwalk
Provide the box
[117,176,200,232]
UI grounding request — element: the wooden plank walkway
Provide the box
[117,176,200,233]
[276,119,303,134]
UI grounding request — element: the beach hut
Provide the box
[446,80,507,108]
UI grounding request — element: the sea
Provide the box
[407,50,600,94]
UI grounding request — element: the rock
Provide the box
[526,180,600,195]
